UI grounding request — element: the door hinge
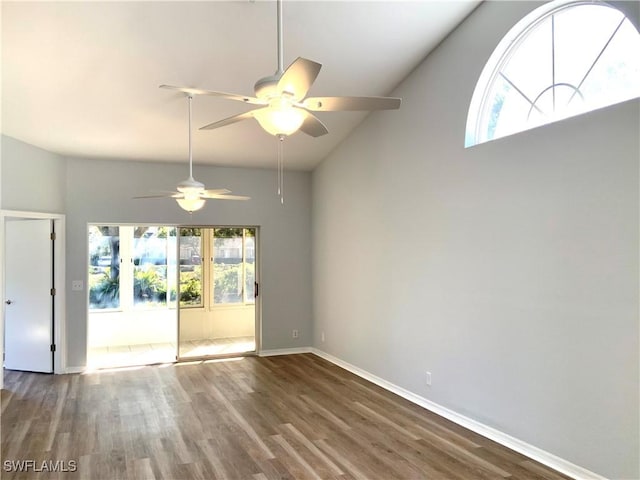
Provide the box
[255,282,259,298]
[50,288,56,296]
[50,344,56,352]
[50,232,56,241]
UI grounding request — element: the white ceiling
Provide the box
[2,1,480,171]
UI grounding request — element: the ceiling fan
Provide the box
[160,0,401,203]
[134,95,250,213]
[161,0,401,138]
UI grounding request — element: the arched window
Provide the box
[465,1,640,147]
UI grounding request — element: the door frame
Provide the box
[85,223,180,367]
[0,210,66,387]
[176,225,261,361]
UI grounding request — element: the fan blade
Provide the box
[133,192,180,199]
[160,85,265,105]
[277,58,322,101]
[200,110,257,130]
[203,189,231,196]
[299,111,329,137]
[203,193,251,201]
[302,96,401,111]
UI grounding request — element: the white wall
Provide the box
[88,309,176,348]
[180,305,255,341]
[312,2,639,479]
[89,306,255,348]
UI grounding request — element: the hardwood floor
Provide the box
[1,354,570,480]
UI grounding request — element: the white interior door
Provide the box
[4,219,53,373]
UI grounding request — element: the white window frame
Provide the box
[88,224,178,313]
[465,0,640,147]
[211,227,256,308]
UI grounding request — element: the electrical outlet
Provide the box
[71,280,83,291]
[292,329,299,339]
[321,331,325,342]
[426,371,432,386]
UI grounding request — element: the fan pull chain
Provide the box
[277,134,285,205]
[188,94,193,179]
[277,135,281,196]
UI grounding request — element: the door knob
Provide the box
[5,300,12,305]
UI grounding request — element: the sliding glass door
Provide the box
[86,224,258,368]
[87,225,178,368]
[178,227,258,359]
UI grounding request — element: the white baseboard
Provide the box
[309,348,607,480]
[259,347,312,357]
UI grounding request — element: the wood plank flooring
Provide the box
[1,354,570,480]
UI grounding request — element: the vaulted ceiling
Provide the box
[2,1,480,171]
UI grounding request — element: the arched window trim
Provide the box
[465,0,639,148]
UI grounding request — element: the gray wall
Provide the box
[1,135,66,213]
[312,2,639,479]
[65,157,312,367]
[2,137,313,369]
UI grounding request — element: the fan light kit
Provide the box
[134,95,250,213]
[160,0,401,204]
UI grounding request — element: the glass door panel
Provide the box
[132,226,175,308]
[178,226,257,359]
[87,224,177,369]
[88,226,121,309]
[179,228,204,307]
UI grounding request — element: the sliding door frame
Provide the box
[176,224,260,362]
[86,223,180,368]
